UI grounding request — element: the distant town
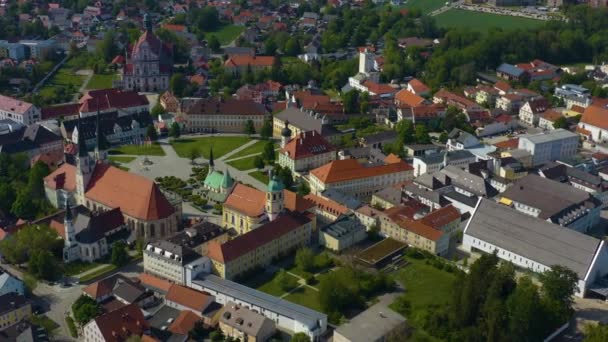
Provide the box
[0,0,608,341]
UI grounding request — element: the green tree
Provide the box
[244,119,256,136]
[72,295,101,325]
[291,332,311,342]
[170,73,187,97]
[146,125,158,141]
[253,156,265,169]
[296,181,310,196]
[111,241,129,266]
[275,269,298,291]
[262,141,276,163]
[10,189,36,219]
[169,122,181,139]
[414,124,431,144]
[539,265,578,324]
[507,277,546,342]
[95,30,117,62]
[260,120,273,140]
[553,116,569,129]
[151,100,166,117]
[295,247,315,272]
[208,35,221,52]
[189,320,208,340]
[342,90,359,113]
[188,147,201,164]
[284,37,301,56]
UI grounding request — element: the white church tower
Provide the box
[75,119,94,206]
[266,174,285,222]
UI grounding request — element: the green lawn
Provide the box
[108,156,136,164]
[434,9,544,30]
[63,261,102,276]
[86,74,115,90]
[78,264,117,283]
[171,136,251,159]
[249,170,270,184]
[390,257,457,339]
[228,156,260,171]
[109,143,166,156]
[284,287,323,312]
[227,140,272,159]
[29,315,60,334]
[255,274,300,297]
[401,0,445,13]
[205,24,245,45]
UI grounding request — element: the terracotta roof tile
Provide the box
[207,212,311,263]
[304,193,348,216]
[493,138,519,150]
[185,98,266,116]
[540,109,562,122]
[168,310,200,335]
[419,205,460,229]
[139,273,172,293]
[224,55,275,68]
[166,285,212,312]
[44,163,76,191]
[223,184,266,217]
[0,94,34,114]
[93,303,149,341]
[85,163,175,221]
[283,190,315,213]
[280,130,335,160]
[581,104,608,130]
[310,159,413,184]
[408,79,430,94]
[395,89,425,107]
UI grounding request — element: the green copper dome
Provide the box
[267,175,285,192]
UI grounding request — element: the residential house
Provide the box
[165,284,214,315]
[412,150,476,177]
[0,95,40,125]
[219,302,276,342]
[578,103,608,143]
[407,79,430,96]
[278,129,337,173]
[0,293,30,332]
[519,98,550,127]
[0,270,24,296]
[224,55,275,75]
[83,304,150,341]
[538,109,564,131]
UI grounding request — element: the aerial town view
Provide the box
[1,0,608,341]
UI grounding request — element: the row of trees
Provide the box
[416,253,578,341]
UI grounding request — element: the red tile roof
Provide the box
[185,98,267,116]
[408,79,430,94]
[169,310,200,335]
[310,158,413,184]
[362,80,397,95]
[139,273,172,293]
[92,304,149,341]
[85,163,175,221]
[207,212,311,263]
[304,193,348,217]
[419,205,460,229]
[79,89,149,113]
[281,130,335,160]
[0,94,34,114]
[41,103,80,120]
[395,89,425,107]
[162,24,187,32]
[581,104,608,130]
[223,183,266,217]
[284,190,315,213]
[166,285,212,312]
[44,163,76,191]
[224,55,275,68]
[494,138,519,150]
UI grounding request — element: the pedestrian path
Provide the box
[218,139,259,161]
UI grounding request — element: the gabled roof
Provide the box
[79,89,149,113]
[581,104,608,130]
[310,159,413,184]
[224,55,275,68]
[281,130,335,160]
[91,303,149,341]
[223,183,266,217]
[304,193,349,217]
[166,284,212,312]
[408,78,430,94]
[44,163,76,191]
[85,163,175,221]
[168,310,200,336]
[185,98,267,116]
[0,95,34,114]
[419,205,460,229]
[284,190,315,213]
[394,89,425,107]
[207,212,311,263]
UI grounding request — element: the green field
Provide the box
[390,256,457,339]
[228,156,259,171]
[283,286,323,312]
[249,170,270,184]
[434,9,544,30]
[109,143,166,156]
[206,24,245,45]
[253,273,300,297]
[401,0,445,13]
[171,136,251,159]
[108,156,136,164]
[38,56,88,103]
[227,140,271,159]
[86,74,115,90]
[63,260,102,276]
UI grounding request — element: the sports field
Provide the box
[434,9,544,30]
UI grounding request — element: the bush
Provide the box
[405,248,426,260]
[66,316,78,338]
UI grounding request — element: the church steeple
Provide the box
[143,13,152,32]
[209,147,214,171]
[64,198,76,248]
[94,99,107,161]
[77,118,88,157]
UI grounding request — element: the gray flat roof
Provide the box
[193,274,326,330]
[335,298,405,342]
[519,128,578,145]
[465,199,601,278]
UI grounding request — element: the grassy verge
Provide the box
[283,286,323,312]
[249,170,269,184]
[399,0,445,13]
[171,136,251,159]
[78,264,117,283]
[63,261,102,276]
[226,140,270,159]
[86,74,115,90]
[108,142,166,156]
[228,156,259,171]
[66,316,78,338]
[108,156,137,164]
[434,9,544,30]
[205,24,245,45]
[30,315,59,335]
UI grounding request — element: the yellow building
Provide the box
[184,98,269,133]
[0,293,31,331]
[208,212,314,280]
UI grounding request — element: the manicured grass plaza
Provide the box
[171,136,252,159]
[227,140,271,159]
[227,156,259,171]
[434,9,545,30]
[249,170,270,184]
[283,286,323,312]
[86,74,115,90]
[109,142,166,156]
[108,156,137,164]
[205,24,245,45]
[401,0,446,14]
